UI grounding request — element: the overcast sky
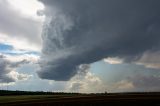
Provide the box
[0,0,160,93]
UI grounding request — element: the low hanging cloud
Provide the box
[135,51,160,69]
[0,54,31,83]
[108,75,160,92]
[38,0,160,81]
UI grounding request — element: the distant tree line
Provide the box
[1,90,159,96]
[0,90,80,96]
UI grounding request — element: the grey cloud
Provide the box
[0,55,30,83]
[128,75,160,91]
[136,51,160,69]
[0,56,14,83]
[110,75,160,92]
[10,59,30,68]
[38,0,160,81]
[0,1,42,46]
[69,82,83,92]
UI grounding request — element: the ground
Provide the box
[0,91,160,106]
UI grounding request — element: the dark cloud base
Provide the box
[38,0,160,81]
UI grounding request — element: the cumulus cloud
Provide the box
[38,0,160,81]
[111,80,134,92]
[108,74,160,92]
[135,51,160,69]
[0,0,43,51]
[104,57,123,64]
[7,71,32,81]
[5,53,40,64]
[0,54,32,83]
[126,75,160,92]
[66,64,106,93]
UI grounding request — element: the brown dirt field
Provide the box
[1,93,160,106]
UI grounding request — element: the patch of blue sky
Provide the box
[10,64,67,91]
[0,43,13,51]
[0,43,40,56]
[1,49,40,56]
[90,60,160,84]
[6,50,40,56]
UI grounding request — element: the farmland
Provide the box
[0,90,160,106]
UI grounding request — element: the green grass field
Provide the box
[0,95,62,103]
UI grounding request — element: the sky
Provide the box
[0,0,160,93]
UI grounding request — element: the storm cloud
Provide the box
[38,0,160,81]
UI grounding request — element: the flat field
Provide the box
[0,93,160,106]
